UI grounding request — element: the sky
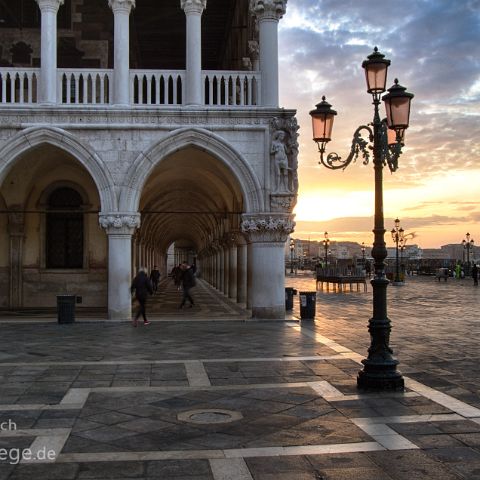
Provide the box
[278,0,480,248]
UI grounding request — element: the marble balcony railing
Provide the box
[0,68,262,108]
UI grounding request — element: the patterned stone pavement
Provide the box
[0,275,479,479]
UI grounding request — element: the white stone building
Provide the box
[0,0,297,320]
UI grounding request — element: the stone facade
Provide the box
[0,0,296,320]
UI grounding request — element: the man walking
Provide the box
[150,265,160,293]
[131,267,153,326]
[179,262,196,308]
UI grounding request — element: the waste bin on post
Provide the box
[285,287,297,311]
[299,291,316,319]
[57,295,76,324]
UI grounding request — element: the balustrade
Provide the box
[59,69,113,105]
[0,68,39,104]
[0,68,262,108]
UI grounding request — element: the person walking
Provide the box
[179,262,196,308]
[131,267,153,326]
[472,263,478,286]
[171,264,183,290]
[149,265,160,293]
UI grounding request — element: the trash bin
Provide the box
[57,295,76,324]
[299,291,316,319]
[285,287,297,310]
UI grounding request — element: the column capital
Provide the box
[99,213,140,235]
[35,0,64,13]
[249,0,287,21]
[241,213,295,243]
[181,0,207,15]
[108,0,135,14]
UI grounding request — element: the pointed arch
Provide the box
[119,127,264,213]
[0,126,116,212]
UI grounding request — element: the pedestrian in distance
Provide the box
[149,265,161,293]
[178,262,196,309]
[172,264,183,291]
[472,263,478,286]
[131,267,153,326]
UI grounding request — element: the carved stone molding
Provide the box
[181,0,207,14]
[270,194,297,213]
[99,213,140,235]
[241,213,295,243]
[249,0,287,21]
[35,0,64,13]
[108,0,135,14]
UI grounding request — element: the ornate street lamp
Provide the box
[310,47,414,391]
[462,233,474,275]
[323,232,330,268]
[391,218,404,284]
[289,239,295,275]
[361,242,366,264]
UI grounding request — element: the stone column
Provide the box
[223,242,230,297]
[181,0,206,105]
[242,213,294,319]
[109,0,135,106]
[228,234,239,301]
[99,213,140,320]
[237,241,247,305]
[219,245,225,293]
[249,0,287,107]
[36,0,64,104]
[8,207,25,308]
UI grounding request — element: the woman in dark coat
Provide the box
[131,268,153,326]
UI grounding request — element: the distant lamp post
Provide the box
[289,239,295,275]
[391,218,405,284]
[361,242,366,264]
[323,232,330,268]
[310,47,414,391]
[462,233,474,274]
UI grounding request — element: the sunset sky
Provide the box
[278,0,480,248]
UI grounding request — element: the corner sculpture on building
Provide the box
[0,0,297,320]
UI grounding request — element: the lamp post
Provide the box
[289,239,295,275]
[323,231,330,268]
[309,47,414,391]
[391,218,404,284]
[462,233,474,275]
[361,242,366,264]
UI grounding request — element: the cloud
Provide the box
[280,0,480,242]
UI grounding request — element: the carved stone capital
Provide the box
[270,194,297,213]
[222,231,243,248]
[108,0,135,14]
[35,0,64,13]
[249,0,287,21]
[241,213,295,243]
[99,213,140,235]
[181,0,207,15]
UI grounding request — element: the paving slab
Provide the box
[0,276,479,479]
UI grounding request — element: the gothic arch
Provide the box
[119,127,264,213]
[0,126,116,212]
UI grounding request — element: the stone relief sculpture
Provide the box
[271,130,289,192]
[270,116,299,195]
